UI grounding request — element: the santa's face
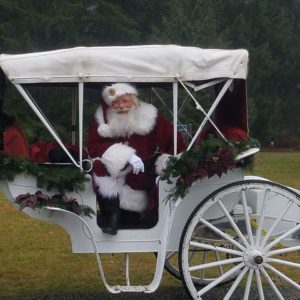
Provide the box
[111,94,136,113]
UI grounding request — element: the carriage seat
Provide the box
[3,124,84,163]
[3,124,30,158]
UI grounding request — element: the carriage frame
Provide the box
[0,45,299,299]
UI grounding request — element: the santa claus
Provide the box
[87,83,185,235]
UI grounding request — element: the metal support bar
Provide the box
[71,89,77,145]
[44,197,176,294]
[185,78,226,91]
[125,253,130,286]
[172,82,178,155]
[44,207,120,294]
[177,78,232,150]
[78,82,84,169]
[15,84,80,168]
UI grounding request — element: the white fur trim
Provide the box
[119,185,148,212]
[94,106,105,125]
[94,176,124,198]
[102,83,138,106]
[133,102,157,135]
[94,107,113,137]
[97,123,112,138]
[155,153,170,175]
[101,143,135,177]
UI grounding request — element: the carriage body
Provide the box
[0,46,299,298]
[1,168,244,254]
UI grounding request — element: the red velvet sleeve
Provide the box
[87,120,114,176]
[87,120,114,158]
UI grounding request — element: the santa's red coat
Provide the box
[87,101,185,213]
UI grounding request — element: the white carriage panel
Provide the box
[165,168,244,251]
[0,180,16,205]
[4,173,170,253]
[89,203,170,254]
[5,173,100,253]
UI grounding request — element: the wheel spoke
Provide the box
[166,251,177,260]
[243,268,254,300]
[200,251,207,280]
[264,223,300,252]
[255,268,265,300]
[213,250,224,276]
[267,245,300,257]
[223,266,248,300]
[264,263,300,290]
[266,258,300,268]
[200,249,207,280]
[180,181,300,300]
[255,189,270,247]
[188,249,196,263]
[189,257,243,272]
[199,217,246,251]
[190,241,243,256]
[197,262,245,297]
[241,190,254,247]
[261,267,284,300]
[218,200,250,248]
[260,200,293,248]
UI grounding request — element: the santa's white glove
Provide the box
[128,154,144,174]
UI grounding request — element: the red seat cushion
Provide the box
[3,124,30,158]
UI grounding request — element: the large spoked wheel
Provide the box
[164,224,241,286]
[179,180,300,300]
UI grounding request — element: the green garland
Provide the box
[0,154,94,216]
[0,154,87,192]
[161,136,260,202]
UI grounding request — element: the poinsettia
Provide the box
[162,136,260,202]
[15,191,95,218]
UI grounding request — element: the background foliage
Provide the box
[0,0,299,146]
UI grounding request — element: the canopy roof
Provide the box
[0,45,249,84]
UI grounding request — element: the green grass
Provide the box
[250,151,300,189]
[0,151,299,297]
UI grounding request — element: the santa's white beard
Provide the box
[107,107,138,137]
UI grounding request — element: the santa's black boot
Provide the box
[97,194,120,235]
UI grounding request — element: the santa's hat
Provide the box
[102,83,138,106]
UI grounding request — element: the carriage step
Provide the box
[112,285,147,293]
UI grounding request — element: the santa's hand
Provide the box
[128,154,144,174]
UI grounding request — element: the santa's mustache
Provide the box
[113,107,133,113]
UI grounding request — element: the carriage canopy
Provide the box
[0,45,248,84]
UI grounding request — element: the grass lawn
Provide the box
[0,151,299,298]
[250,151,300,189]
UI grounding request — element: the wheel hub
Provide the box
[243,248,265,268]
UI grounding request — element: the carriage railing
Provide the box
[12,76,237,169]
[177,77,232,150]
[151,87,194,141]
[14,82,84,169]
[150,78,234,152]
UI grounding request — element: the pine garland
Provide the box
[161,136,260,202]
[0,154,87,192]
[0,154,94,216]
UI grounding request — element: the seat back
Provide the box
[3,124,30,158]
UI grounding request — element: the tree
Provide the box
[0,0,299,146]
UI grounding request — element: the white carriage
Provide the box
[0,45,299,299]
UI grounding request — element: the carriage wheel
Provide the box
[164,224,241,286]
[179,180,300,299]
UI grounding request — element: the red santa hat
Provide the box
[102,83,138,106]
